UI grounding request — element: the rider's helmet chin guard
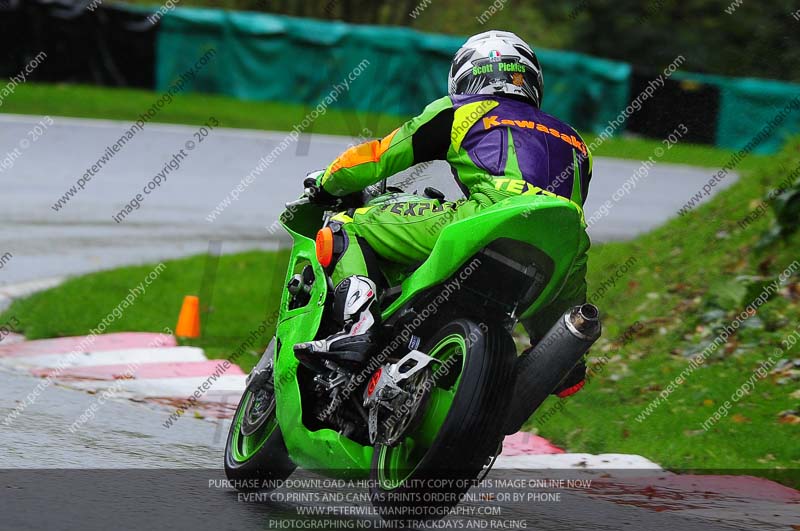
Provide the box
[448,30,544,108]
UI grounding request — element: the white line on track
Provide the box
[5,346,207,368]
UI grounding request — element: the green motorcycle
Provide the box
[224,181,601,520]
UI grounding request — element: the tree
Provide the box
[564,0,800,81]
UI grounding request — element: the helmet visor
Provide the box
[455,55,538,104]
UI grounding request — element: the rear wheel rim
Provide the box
[230,389,278,463]
[376,333,466,490]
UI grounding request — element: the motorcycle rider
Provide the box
[295,30,591,398]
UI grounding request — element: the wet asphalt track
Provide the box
[0,113,736,285]
[3,369,795,531]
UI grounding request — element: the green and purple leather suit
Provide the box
[319,94,592,340]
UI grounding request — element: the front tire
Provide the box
[224,386,296,489]
[369,319,515,520]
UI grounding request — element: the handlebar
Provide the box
[285,196,311,209]
[285,187,314,209]
[284,185,370,211]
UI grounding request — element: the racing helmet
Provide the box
[448,30,544,107]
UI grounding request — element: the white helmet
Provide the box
[448,30,544,107]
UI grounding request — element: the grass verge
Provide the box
[1,250,289,373]
[528,139,800,474]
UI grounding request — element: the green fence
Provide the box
[155,6,799,153]
[675,72,800,154]
[155,7,630,135]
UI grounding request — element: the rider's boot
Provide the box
[294,275,380,371]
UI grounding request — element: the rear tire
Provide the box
[369,319,515,520]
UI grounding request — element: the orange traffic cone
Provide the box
[175,295,201,338]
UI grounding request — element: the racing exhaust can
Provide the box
[503,304,601,435]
